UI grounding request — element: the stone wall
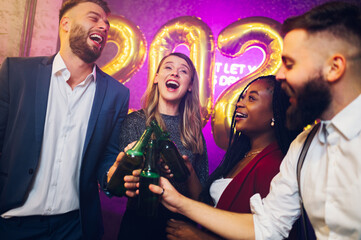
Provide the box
[30,0,63,57]
[0,0,27,65]
[0,0,62,66]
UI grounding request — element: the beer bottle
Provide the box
[138,139,160,217]
[150,120,190,182]
[107,126,153,197]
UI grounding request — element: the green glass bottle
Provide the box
[138,139,160,217]
[107,126,153,197]
[150,120,190,182]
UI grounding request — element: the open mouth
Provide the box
[235,112,247,120]
[165,80,180,90]
[89,33,103,47]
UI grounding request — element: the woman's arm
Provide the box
[184,155,203,200]
[150,177,255,240]
[166,219,222,240]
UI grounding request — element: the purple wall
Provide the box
[98,0,360,174]
[98,1,360,239]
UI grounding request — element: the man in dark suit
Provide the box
[0,0,129,239]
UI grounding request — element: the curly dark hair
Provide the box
[59,0,110,22]
[200,75,300,205]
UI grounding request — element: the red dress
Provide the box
[216,141,283,213]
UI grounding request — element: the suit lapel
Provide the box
[82,67,107,158]
[35,57,53,149]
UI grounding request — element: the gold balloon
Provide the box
[101,15,147,83]
[212,17,283,149]
[148,16,215,125]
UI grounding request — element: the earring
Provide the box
[271,118,275,127]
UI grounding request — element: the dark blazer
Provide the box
[0,56,129,239]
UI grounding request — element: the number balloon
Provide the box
[101,15,147,83]
[148,16,215,124]
[212,17,283,149]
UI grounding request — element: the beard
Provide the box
[285,73,332,130]
[69,24,102,63]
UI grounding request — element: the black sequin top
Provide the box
[118,110,209,195]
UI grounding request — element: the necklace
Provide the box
[244,150,262,158]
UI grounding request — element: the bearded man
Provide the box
[0,1,129,239]
[145,2,361,239]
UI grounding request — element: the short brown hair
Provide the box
[59,0,110,22]
[282,1,361,48]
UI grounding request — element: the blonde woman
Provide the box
[116,52,208,240]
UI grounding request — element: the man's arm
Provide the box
[98,85,130,190]
[150,177,255,240]
[0,58,10,157]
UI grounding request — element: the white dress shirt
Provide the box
[2,53,96,217]
[250,94,361,239]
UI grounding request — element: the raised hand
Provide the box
[107,151,125,182]
[124,169,141,197]
[107,141,137,182]
[166,219,207,240]
[124,141,136,152]
[149,177,185,213]
[158,158,174,179]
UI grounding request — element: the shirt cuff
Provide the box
[250,193,278,240]
[101,171,113,198]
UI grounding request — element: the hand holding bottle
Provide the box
[107,151,125,182]
[124,141,136,152]
[159,154,194,179]
[124,172,184,212]
[124,154,197,197]
[149,177,186,214]
[107,126,153,197]
[158,158,173,179]
[107,141,137,182]
[166,219,215,240]
[150,120,190,182]
[181,155,194,175]
[124,169,141,197]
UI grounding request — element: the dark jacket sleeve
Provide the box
[97,77,130,190]
[0,58,10,158]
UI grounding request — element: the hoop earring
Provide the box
[271,118,275,127]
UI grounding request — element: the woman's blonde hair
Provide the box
[142,52,204,154]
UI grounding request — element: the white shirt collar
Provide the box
[319,94,361,143]
[52,52,97,84]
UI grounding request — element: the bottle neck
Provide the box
[143,139,159,172]
[127,126,153,156]
[150,120,169,141]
